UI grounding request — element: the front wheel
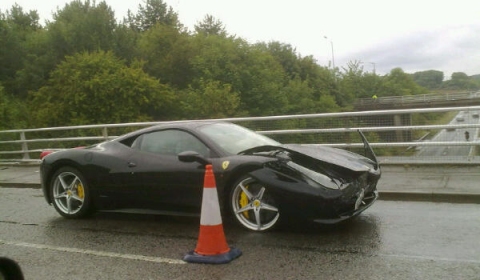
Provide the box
[50,167,92,218]
[230,176,280,231]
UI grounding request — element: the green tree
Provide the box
[257,42,300,81]
[295,56,337,107]
[339,60,382,103]
[137,23,193,88]
[194,15,227,37]
[338,60,365,105]
[48,0,117,57]
[0,4,40,29]
[126,0,181,32]
[256,41,338,107]
[28,51,176,127]
[15,0,119,98]
[280,77,315,114]
[412,70,444,89]
[111,22,139,64]
[190,35,287,116]
[0,5,41,97]
[280,77,339,114]
[379,68,428,96]
[179,79,240,119]
[0,83,28,129]
[13,28,52,97]
[442,72,478,90]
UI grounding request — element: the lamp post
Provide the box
[362,61,376,74]
[323,36,335,69]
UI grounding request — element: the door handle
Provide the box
[128,162,137,168]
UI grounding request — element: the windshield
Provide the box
[198,122,280,154]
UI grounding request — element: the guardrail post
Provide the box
[102,127,108,140]
[20,132,30,160]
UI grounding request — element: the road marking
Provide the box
[0,239,186,265]
[3,240,479,265]
[379,253,480,264]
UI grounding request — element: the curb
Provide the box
[378,191,480,204]
[0,183,41,189]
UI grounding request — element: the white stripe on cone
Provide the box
[199,188,222,226]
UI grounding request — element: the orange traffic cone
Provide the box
[183,164,241,264]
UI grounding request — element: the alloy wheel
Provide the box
[52,170,86,216]
[231,176,280,231]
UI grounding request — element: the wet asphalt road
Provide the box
[417,111,479,157]
[1,187,480,280]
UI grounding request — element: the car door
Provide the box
[86,141,146,209]
[130,129,212,213]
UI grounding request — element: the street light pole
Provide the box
[361,61,376,74]
[323,36,335,69]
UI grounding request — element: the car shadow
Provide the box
[45,210,381,246]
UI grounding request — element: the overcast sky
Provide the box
[2,0,479,79]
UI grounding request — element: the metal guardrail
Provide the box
[355,91,480,106]
[1,106,480,164]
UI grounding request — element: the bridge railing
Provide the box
[355,91,478,106]
[1,106,480,164]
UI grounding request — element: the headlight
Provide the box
[337,173,368,190]
[286,161,339,190]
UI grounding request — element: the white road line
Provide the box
[379,253,480,264]
[0,239,186,265]
[3,239,478,265]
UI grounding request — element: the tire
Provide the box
[50,167,92,218]
[229,176,280,232]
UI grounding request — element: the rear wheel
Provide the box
[230,176,280,231]
[50,167,92,218]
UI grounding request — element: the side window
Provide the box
[138,130,210,157]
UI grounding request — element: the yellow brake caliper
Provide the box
[239,186,249,218]
[76,182,85,200]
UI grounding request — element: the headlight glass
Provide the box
[286,161,339,190]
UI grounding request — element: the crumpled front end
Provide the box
[313,170,380,224]
[248,164,380,224]
[245,130,381,224]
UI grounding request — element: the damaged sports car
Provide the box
[40,121,381,232]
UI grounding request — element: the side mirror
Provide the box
[0,257,24,280]
[178,151,211,166]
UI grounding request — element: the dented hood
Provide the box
[240,130,379,173]
[281,144,376,172]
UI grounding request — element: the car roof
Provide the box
[114,120,227,142]
[146,120,225,132]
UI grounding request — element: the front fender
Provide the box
[247,168,342,200]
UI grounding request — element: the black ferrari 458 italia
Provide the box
[40,121,381,231]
